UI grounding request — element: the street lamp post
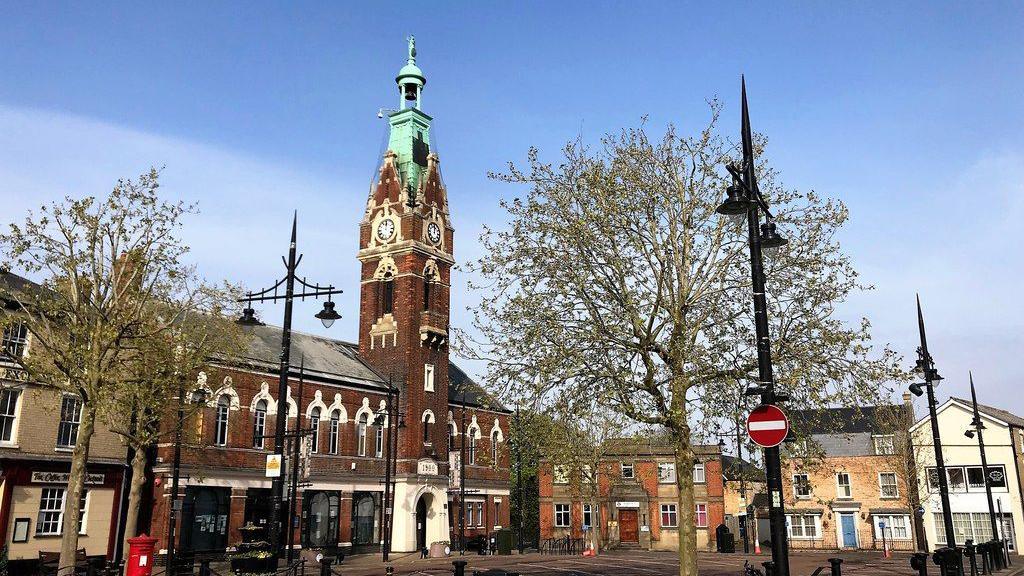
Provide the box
[515,405,523,555]
[235,213,343,561]
[165,379,209,574]
[378,382,402,562]
[909,296,959,571]
[964,373,1001,554]
[715,77,791,576]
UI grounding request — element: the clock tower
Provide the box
[357,36,453,552]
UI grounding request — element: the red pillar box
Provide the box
[126,535,159,576]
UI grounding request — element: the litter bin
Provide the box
[496,529,514,555]
[715,524,736,553]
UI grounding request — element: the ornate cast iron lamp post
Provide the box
[235,213,343,561]
[964,373,1003,561]
[715,77,790,576]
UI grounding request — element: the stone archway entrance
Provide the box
[416,493,432,551]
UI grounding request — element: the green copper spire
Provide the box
[388,35,431,189]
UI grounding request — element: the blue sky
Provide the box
[1,2,1022,414]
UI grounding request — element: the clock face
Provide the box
[427,222,441,245]
[376,219,395,241]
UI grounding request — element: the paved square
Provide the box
[334,550,1024,576]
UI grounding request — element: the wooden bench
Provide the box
[38,549,88,576]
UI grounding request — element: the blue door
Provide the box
[840,514,857,548]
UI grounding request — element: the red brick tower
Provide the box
[356,35,453,551]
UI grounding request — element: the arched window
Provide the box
[423,279,431,311]
[252,399,267,449]
[357,414,368,457]
[375,422,384,457]
[422,411,434,444]
[214,395,230,447]
[309,407,321,453]
[491,430,500,468]
[468,429,478,465]
[449,423,457,451]
[328,410,340,455]
[381,277,394,315]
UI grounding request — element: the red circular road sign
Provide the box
[747,404,789,448]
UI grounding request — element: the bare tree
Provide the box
[0,169,227,570]
[459,108,902,575]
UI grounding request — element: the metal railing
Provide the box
[538,536,584,555]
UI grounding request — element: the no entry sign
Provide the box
[747,404,789,448]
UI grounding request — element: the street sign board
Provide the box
[265,454,282,477]
[747,404,789,448]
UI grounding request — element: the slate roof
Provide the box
[236,324,388,390]
[950,398,1024,428]
[787,405,903,436]
[722,454,762,481]
[599,436,720,457]
[449,361,508,412]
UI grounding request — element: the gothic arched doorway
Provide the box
[415,494,432,551]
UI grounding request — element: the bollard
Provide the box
[827,558,843,576]
[199,559,211,576]
[762,560,775,576]
[453,560,468,576]
[385,564,394,576]
[966,540,978,576]
[319,558,333,576]
[912,552,930,576]
[993,539,1006,570]
[980,542,991,575]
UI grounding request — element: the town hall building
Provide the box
[146,37,511,557]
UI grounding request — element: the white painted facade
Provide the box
[911,398,1024,551]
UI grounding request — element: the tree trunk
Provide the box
[122,444,149,553]
[674,429,698,576]
[59,404,97,572]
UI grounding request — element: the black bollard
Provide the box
[933,547,965,576]
[993,539,1006,570]
[453,560,468,576]
[980,542,991,574]
[966,540,978,576]
[199,559,211,576]
[827,558,843,576]
[385,564,394,576]
[319,558,333,576]
[762,560,775,576]
[912,551,930,576]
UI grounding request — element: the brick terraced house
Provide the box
[539,438,725,551]
[779,399,922,551]
[146,38,510,557]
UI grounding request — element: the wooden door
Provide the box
[619,510,639,543]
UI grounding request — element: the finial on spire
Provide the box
[396,35,426,109]
[407,35,417,63]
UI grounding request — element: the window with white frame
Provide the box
[468,428,478,464]
[788,514,821,539]
[308,407,321,453]
[476,502,483,527]
[375,422,384,457]
[553,465,569,484]
[36,488,87,536]
[1,322,28,360]
[449,423,456,451]
[491,431,499,468]
[693,462,706,484]
[57,395,83,449]
[0,388,20,443]
[213,395,230,447]
[357,414,368,456]
[252,399,267,449]
[873,434,896,455]
[836,472,852,499]
[621,462,634,479]
[658,462,676,484]
[661,503,678,528]
[555,503,570,528]
[932,512,1000,546]
[424,364,435,392]
[879,472,899,498]
[793,473,812,498]
[874,514,911,540]
[695,504,708,528]
[583,503,593,528]
[328,410,340,455]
